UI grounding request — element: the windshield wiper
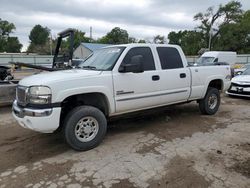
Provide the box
[82,65,97,70]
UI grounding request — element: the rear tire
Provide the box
[63,106,107,151]
[199,87,220,115]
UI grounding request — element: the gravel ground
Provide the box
[0,95,249,188]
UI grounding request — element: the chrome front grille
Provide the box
[16,86,27,106]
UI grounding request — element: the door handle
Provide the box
[180,73,186,78]
[152,75,160,81]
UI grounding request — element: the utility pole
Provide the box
[208,27,212,51]
[90,26,92,42]
[50,33,53,55]
[208,27,219,51]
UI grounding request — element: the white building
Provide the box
[73,43,110,59]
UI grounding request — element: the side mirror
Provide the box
[119,55,144,73]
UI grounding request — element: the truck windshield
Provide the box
[78,47,125,70]
[197,57,215,65]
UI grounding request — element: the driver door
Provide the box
[112,47,162,114]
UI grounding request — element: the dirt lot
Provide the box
[0,95,249,188]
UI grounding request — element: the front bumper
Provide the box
[226,84,250,97]
[12,100,61,133]
[226,91,250,97]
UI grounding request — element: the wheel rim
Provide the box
[74,116,99,142]
[208,94,218,110]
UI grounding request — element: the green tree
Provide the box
[180,31,206,55]
[0,18,15,37]
[29,25,50,45]
[28,25,50,54]
[240,10,250,53]
[153,35,166,44]
[168,30,206,55]
[168,31,183,45]
[5,37,23,53]
[194,1,243,49]
[138,39,146,43]
[98,27,129,44]
[0,34,6,52]
[0,18,22,52]
[214,10,250,53]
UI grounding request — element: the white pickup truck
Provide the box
[12,44,231,151]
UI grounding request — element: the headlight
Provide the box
[27,86,52,105]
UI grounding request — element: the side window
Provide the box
[122,47,155,71]
[157,47,183,69]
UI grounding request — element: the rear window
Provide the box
[157,47,183,69]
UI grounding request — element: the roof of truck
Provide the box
[103,43,181,48]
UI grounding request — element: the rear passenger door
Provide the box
[156,47,191,104]
[113,47,162,113]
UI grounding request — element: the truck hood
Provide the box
[19,69,102,86]
[232,75,250,85]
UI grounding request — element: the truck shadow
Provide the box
[107,102,227,141]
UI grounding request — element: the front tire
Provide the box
[63,106,107,151]
[199,87,220,115]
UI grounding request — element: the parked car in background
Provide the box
[227,68,250,97]
[234,64,250,76]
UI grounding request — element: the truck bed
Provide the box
[188,65,231,100]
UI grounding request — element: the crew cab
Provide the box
[12,44,231,151]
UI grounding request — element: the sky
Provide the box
[0,0,250,51]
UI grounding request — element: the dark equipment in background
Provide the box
[52,28,74,69]
[9,28,75,71]
[0,28,77,106]
[0,66,13,81]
